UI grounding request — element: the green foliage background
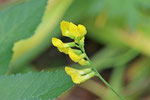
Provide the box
[0,0,150,100]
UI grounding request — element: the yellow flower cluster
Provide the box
[52,21,88,65]
[52,20,95,84]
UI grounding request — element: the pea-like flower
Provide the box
[65,67,95,84]
[60,20,87,39]
[68,49,89,65]
[52,37,75,54]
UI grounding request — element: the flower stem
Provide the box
[86,55,125,100]
[79,44,125,100]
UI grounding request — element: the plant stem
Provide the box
[86,55,125,100]
[79,44,125,100]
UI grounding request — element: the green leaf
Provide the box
[10,0,73,73]
[0,69,74,100]
[0,0,48,74]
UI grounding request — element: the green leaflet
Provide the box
[10,0,73,73]
[0,0,48,75]
[0,69,74,100]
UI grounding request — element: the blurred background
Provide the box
[0,0,150,100]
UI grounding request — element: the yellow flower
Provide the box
[52,38,75,54]
[60,20,87,39]
[68,49,89,65]
[65,67,95,84]
[68,49,83,62]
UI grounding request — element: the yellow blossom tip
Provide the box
[52,37,69,54]
[65,67,75,75]
[78,24,87,35]
[52,37,63,47]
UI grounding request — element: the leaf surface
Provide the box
[10,0,73,71]
[0,69,74,100]
[0,0,48,74]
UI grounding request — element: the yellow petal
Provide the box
[52,37,63,48]
[78,24,87,36]
[69,22,79,36]
[68,49,82,62]
[65,67,79,75]
[73,71,95,84]
[60,21,74,38]
[52,37,68,54]
[60,21,69,34]
[71,74,83,84]
[57,47,68,54]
